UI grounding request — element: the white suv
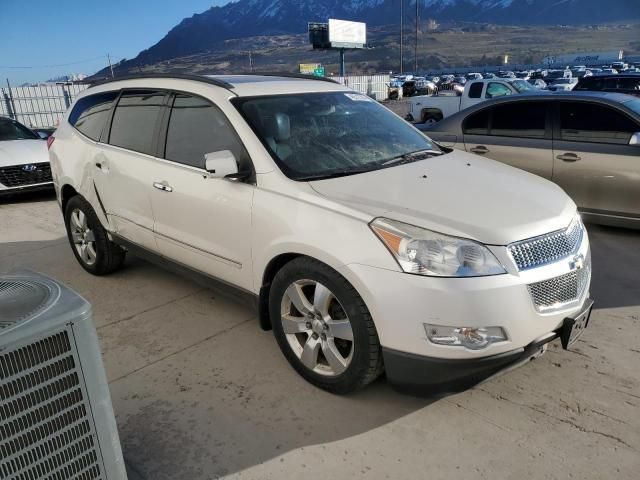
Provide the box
[49,74,593,394]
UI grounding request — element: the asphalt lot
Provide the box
[1,191,639,480]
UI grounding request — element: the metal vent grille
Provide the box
[0,280,51,330]
[0,331,105,480]
[0,163,52,188]
[528,259,591,313]
[508,217,583,271]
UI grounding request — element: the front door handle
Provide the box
[470,145,489,154]
[556,153,581,162]
[153,181,173,192]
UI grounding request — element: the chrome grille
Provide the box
[528,258,591,313]
[0,331,105,480]
[0,162,52,188]
[508,217,583,271]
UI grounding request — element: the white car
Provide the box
[0,116,53,195]
[49,74,593,394]
[547,77,579,91]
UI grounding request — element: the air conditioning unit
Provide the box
[0,272,127,480]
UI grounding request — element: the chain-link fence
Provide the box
[1,82,89,129]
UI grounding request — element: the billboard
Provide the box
[328,19,366,49]
[299,63,326,76]
[543,50,623,66]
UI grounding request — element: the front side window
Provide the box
[485,83,512,99]
[69,91,119,141]
[0,118,38,141]
[559,102,640,144]
[490,102,546,138]
[109,90,165,155]
[463,109,489,135]
[164,94,248,169]
[233,92,441,181]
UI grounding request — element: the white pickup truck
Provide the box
[408,78,538,124]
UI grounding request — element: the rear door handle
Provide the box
[153,181,173,192]
[556,153,581,162]
[470,145,489,154]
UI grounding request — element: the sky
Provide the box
[0,0,232,85]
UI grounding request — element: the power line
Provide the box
[0,55,121,69]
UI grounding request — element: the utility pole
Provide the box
[248,52,253,72]
[107,54,115,78]
[400,0,404,74]
[414,0,419,73]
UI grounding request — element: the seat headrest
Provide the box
[263,113,290,142]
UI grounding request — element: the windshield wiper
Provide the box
[380,149,443,166]
[297,165,382,181]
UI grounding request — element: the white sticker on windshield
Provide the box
[344,93,374,102]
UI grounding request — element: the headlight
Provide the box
[370,218,506,277]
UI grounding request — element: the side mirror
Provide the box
[630,133,640,146]
[204,150,239,179]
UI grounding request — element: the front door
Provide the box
[150,92,255,290]
[552,101,640,218]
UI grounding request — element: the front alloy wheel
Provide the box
[270,257,383,394]
[281,279,354,377]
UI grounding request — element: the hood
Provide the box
[309,151,576,245]
[0,140,49,167]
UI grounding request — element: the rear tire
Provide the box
[421,112,443,124]
[64,195,125,275]
[269,257,383,394]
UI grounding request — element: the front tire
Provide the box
[64,195,125,275]
[270,257,383,394]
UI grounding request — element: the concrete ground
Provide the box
[1,192,639,480]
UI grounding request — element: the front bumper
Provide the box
[383,298,592,394]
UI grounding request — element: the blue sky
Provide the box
[0,0,232,84]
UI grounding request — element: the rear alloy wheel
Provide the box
[64,195,126,275]
[270,257,383,394]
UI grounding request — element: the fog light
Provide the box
[424,324,507,350]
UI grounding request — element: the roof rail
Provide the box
[88,73,235,90]
[242,72,341,84]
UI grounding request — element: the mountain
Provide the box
[108,0,640,72]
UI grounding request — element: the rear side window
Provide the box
[164,94,248,169]
[559,102,640,144]
[490,102,546,139]
[69,91,119,141]
[463,109,489,135]
[468,82,483,99]
[485,82,512,99]
[617,78,640,91]
[109,90,165,155]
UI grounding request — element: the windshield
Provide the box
[0,118,38,141]
[511,80,537,92]
[234,92,441,181]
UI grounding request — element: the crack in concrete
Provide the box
[477,388,636,452]
[96,288,205,330]
[108,315,256,384]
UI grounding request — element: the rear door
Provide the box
[463,101,554,179]
[552,100,640,218]
[150,92,255,290]
[94,89,167,251]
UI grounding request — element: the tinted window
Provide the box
[0,118,38,141]
[560,102,640,144]
[617,78,640,91]
[109,90,165,155]
[69,92,119,141]
[468,82,483,99]
[485,82,512,99]
[463,109,489,135]
[164,94,248,169]
[490,102,546,138]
